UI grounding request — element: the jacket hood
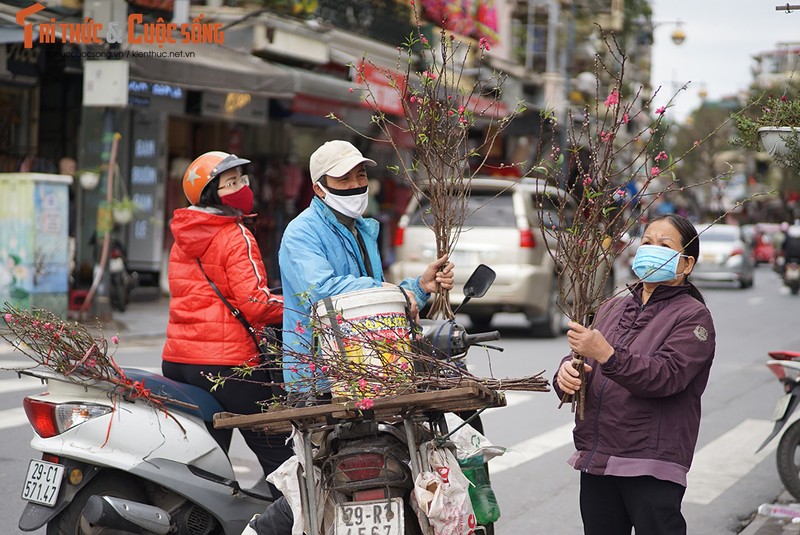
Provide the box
[170,207,239,258]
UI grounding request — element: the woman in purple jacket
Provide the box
[555,213,716,535]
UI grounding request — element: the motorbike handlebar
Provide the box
[464,331,501,345]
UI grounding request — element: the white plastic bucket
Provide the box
[313,287,412,399]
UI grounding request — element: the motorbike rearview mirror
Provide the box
[454,264,496,314]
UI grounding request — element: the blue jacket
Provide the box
[278,197,427,391]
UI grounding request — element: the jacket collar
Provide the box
[628,282,691,305]
[311,197,379,239]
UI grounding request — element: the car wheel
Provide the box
[530,276,562,338]
[469,314,494,330]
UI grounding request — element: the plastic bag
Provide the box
[444,413,506,462]
[413,447,478,535]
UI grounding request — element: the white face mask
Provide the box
[318,184,369,219]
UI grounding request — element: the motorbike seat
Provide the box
[122,368,225,422]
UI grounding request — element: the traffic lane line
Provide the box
[490,422,575,474]
[684,418,777,505]
[0,408,31,430]
[490,416,778,507]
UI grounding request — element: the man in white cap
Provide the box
[278,140,453,397]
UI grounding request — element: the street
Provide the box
[0,264,797,534]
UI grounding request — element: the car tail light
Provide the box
[336,453,385,481]
[393,227,405,247]
[519,229,535,248]
[23,397,113,438]
[730,247,743,257]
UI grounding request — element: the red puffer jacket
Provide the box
[162,207,283,366]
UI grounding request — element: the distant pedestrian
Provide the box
[554,213,716,535]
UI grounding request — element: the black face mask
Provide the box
[322,182,368,196]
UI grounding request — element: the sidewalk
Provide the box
[740,492,800,535]
[103,287,170,339]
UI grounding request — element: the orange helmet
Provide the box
[182,151,250,205]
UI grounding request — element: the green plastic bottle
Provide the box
[458,454,500,525]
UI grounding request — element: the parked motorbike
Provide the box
[757,350,800,500]
[784,260,800,296]
[90,235,138,312]
[18,365,272,534]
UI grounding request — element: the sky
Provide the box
[650,0,800,122]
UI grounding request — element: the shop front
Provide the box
[74,41,296,291]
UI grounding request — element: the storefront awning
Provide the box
[290,68,363,106]
[124,41,295,99]
[0,27,32,44]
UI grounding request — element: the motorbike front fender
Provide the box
[18,459,102,532]
[756,390,800,453]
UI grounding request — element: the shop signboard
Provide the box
[200,91,268,125]
[126,108,166,272]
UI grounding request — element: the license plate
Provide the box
[772,394,794,421]
[449,250,473,267]
[335,498,403,535]
[21,459,64,507]
[700,253,717,264]
[109,257,125,273]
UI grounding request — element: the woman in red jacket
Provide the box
[162,151,290,497]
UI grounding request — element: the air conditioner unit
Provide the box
[253,26,328,64]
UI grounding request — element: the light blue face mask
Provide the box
[632,244,686,283]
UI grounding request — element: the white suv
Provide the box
[388,178,605,337]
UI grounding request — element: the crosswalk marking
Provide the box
[684,418,777,505]
[0,367,785,507]
[490,416,779,507]
[501,391,536,408]
[490,422,575,474]
[0,376,47,394]
[0,408,30,430]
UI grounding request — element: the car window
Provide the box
[410,193,516,227]
[532,195,572,229]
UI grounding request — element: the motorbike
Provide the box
[306,264,502,535]
[757,350,800,500]
[108,239,138,312]
[18,265,502,535]
[90,234,138,312]
[784,260,800,296]
[233,266,502,535]
[18,364,273,534]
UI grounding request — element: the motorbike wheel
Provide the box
[46,471,147,535]
[110,273,128,312]
[776,420,800,500]
[792,284,799,296]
